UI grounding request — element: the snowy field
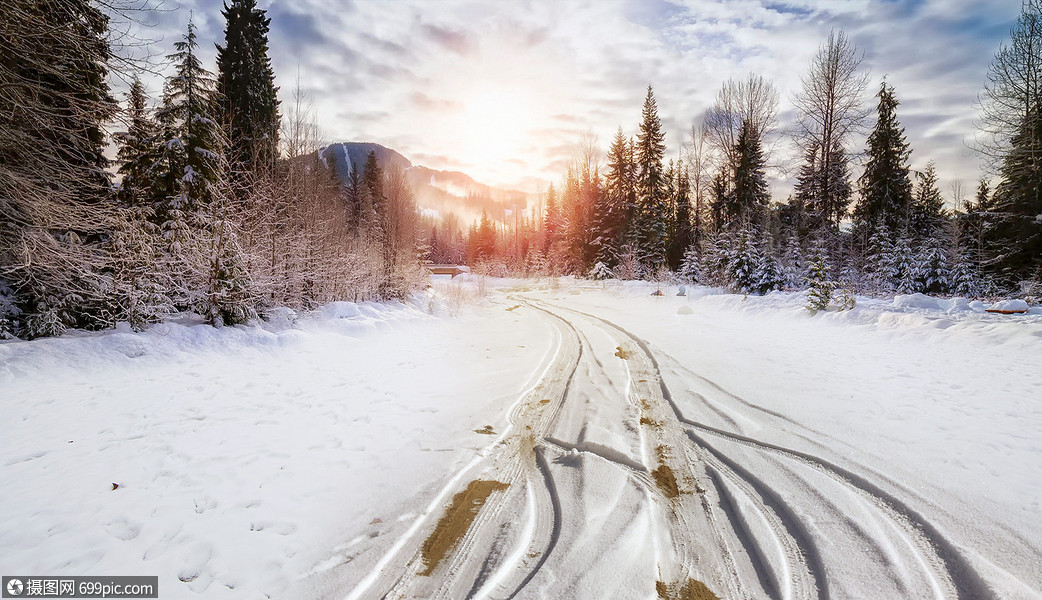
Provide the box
[2,277,1041,599]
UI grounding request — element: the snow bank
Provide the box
[0,294,556,599]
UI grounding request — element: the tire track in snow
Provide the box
[549,301,994,600]
[339,302,580,600]
[532,299,816,600]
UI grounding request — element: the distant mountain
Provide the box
[319,142,532,226]
[321,142,412,181]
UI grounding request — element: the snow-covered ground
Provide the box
[2,277,1040,599]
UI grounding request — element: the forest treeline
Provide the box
[3,1,1040,339]
[439,9,1041,306]
[1,0,422,339]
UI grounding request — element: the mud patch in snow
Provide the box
[656,578,720,600]
[419,479,508,576]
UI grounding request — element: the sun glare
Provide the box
[457,87,534,174]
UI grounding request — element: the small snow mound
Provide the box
[315,302,361,319]
[677,305,694,315]
[893,293,940,310]
[988,299,1030,313]
[939,297,972,314]
[262,307,298,330]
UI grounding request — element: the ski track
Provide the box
[332,292,1001,600]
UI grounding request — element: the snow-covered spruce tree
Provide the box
[912,234,952,295]
[987,108,1042,288]
[543,183,564,253]
[153,17,255,324]
[853,81,914,240]
[633,86,668,272]
[678,243,703,284]
[110,81,173,328]
[892,233,919,294]
[114,77,158,208]
[724,226,783,295]
[780,235,806,289]
[360,150,386,243]
[0,0,118,337]
[910,162,947,237]
[589,261,614,280]
[216,0,280,176]
[975,0,1042,288]
[804,257,834,312]
[866,223,897,294]
[793,143,823,228]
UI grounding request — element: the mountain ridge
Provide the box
[319,142,531,225]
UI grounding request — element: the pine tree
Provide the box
[543,183,564,251]
[805,257,834,312]
[114,77,158,208]
[474,210,497,262]
[794,143,822,220]
[216,0,280,174]
[668,164,694,271]
[633,85,668,270]
[593,127,634,266]
[910,162,946,236]
[153,17,223,220]
[823,147,853,227]
[854,81,914,238]
[892,234,919,293]
[360,150,385,239]
[866,224,897,293]
[729,120,770,225]
[987,105,1042,286]
[913,233,952,295]
[678,244,703,283]
[724,226,783,294]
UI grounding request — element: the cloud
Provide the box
[421,24,474,56]
[119,0,1025,199]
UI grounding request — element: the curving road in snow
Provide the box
[311,282,1042,600]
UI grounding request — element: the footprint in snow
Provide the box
[101,516,141,541]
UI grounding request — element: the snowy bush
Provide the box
[589,261,615,280]
[0,281,20,339]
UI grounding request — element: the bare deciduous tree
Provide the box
[976,0,1042,163]
[792,29,870,227]
[704,73,780,174]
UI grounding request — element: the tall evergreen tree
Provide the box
[153,17,224,221]
[592,127,633,266]
[360,150,385,239]
[114,78,157,208]
[216,0,280,174]
[987,105,1042,285]
[909,162,946,236]
[633,85,668,269]
[728,120,770,225]
[543,183,564,249]
[854,81,914,238]
[668,164,693,271]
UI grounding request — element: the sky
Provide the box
[129,0,1024,203]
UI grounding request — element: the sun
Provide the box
[457,87,535,174]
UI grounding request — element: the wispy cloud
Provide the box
[129,0,1023,199]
